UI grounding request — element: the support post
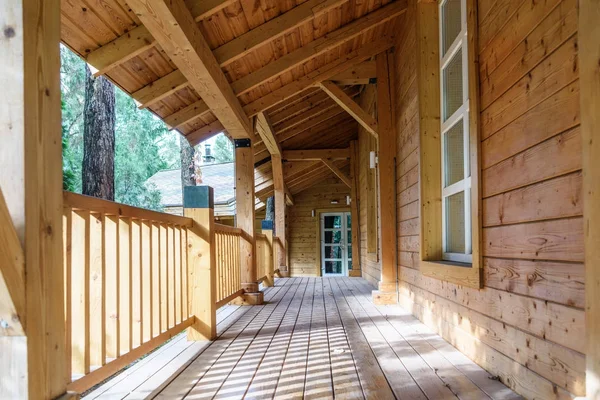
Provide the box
[272,155,289,277]
[0,0,68,398]
[349,140,362,277]
[233,139,263,305]
[373,50,398,305]
[261,220,275,287]
[580,0,600,397]
[183,186,217,341]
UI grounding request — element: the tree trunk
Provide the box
[265,196,275,221]
[82,65,115,200]
[180,135,196,187]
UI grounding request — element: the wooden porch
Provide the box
[83,277,520,400]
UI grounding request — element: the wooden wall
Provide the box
[357,84,382,286]
[386,0,585,397]
[288,177,350,276]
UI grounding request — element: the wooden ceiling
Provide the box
[60,0,404,196]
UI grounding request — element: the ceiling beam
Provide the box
[127,0,253,139]
[255,112,282,156]
[133,70,188,109]
[319,80,379,137]
[330,60,377,85]
[321,159,351,188]
[163,99,210,131]
[186,120,225,146]
[133,1,405,124]
[214,0,346,68]
[86,0,236,76]
[243,35,395,117]
[231,1,406,97]
[283,148,350,161]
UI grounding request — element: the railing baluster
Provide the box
[89,212,104,367]
[104,215,119,360]
[131,219,142,348]
[71,210,90,375]
[174,226,182,325]
[63,209,73,382]
[118,217,131,356]
[141,221,152,343]
[159,223,167,333]
[151,222,160,338]
[167,224,175,329]
[182,227,189,320]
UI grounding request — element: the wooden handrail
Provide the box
[213,223,243,235]
[63,192,192,393]
[64,191,193,227]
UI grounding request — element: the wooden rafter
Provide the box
[86,0,236,76]
[134,1,405,123]
[321,159,351,188]
[163,99,209,131]
[0,189,25,335]
[133,70,188,109]
[126,0,253,139]
[282,148,350,161]
[187,120,226,146]
[255,113,282,156]
[243,35,395,117]
[319,80,379,137]
[330,61,377,85]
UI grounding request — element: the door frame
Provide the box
[315,208,351,277]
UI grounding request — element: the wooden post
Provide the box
[261,221,275,287]
[183,186,216,341]
[349,140,362,277]
[0,0,68,398]
[580,0,600,397]
[272,155,289,277]
[233,139,264,305]
[373,50,398,305]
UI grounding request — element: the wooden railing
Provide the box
[63,192,194,393]
[255,233,273,285]
[214,223,243,308]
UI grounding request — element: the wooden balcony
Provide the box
[82,277,520,400]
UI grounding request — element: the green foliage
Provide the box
[60,45,181,211]
[212,133,234,163]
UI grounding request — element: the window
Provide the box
[440,0,471,264]
[417,0,481,288]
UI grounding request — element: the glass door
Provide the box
[321,212,352,276]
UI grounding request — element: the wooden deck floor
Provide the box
[84,277,521,400]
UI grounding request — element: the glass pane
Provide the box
[324,215,342,229]
[443,49,463,121]
[442,0,462,56]
[347,244,352,258]
[324,230,342,244]
[324,245,342,259]
[348,260,353,271]
[445,191,465,253]
[347,213,351,228]
[325,261,343,274]
[347,232,352,244]
[444,120,465,187]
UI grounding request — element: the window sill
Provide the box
[420,260,482,289]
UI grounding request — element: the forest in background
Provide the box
[60,45,233,211]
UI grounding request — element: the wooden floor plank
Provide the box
[321,278,363,399]
[272,278,316,399]
[330,278,427,399]
[303,278,334,399]
[340,277,460,399]
[349,278,521,400]
[91,278,520,400]
[212,278,306,399]
[155,279,291,399]
[243,278,311,399]
[328,278,396,399]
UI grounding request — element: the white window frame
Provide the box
[439,0,472,264]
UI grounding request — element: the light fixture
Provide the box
[311,209,315,217]
[346,195,351,205]
[369,151,378,169]
[330,200,339,204]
